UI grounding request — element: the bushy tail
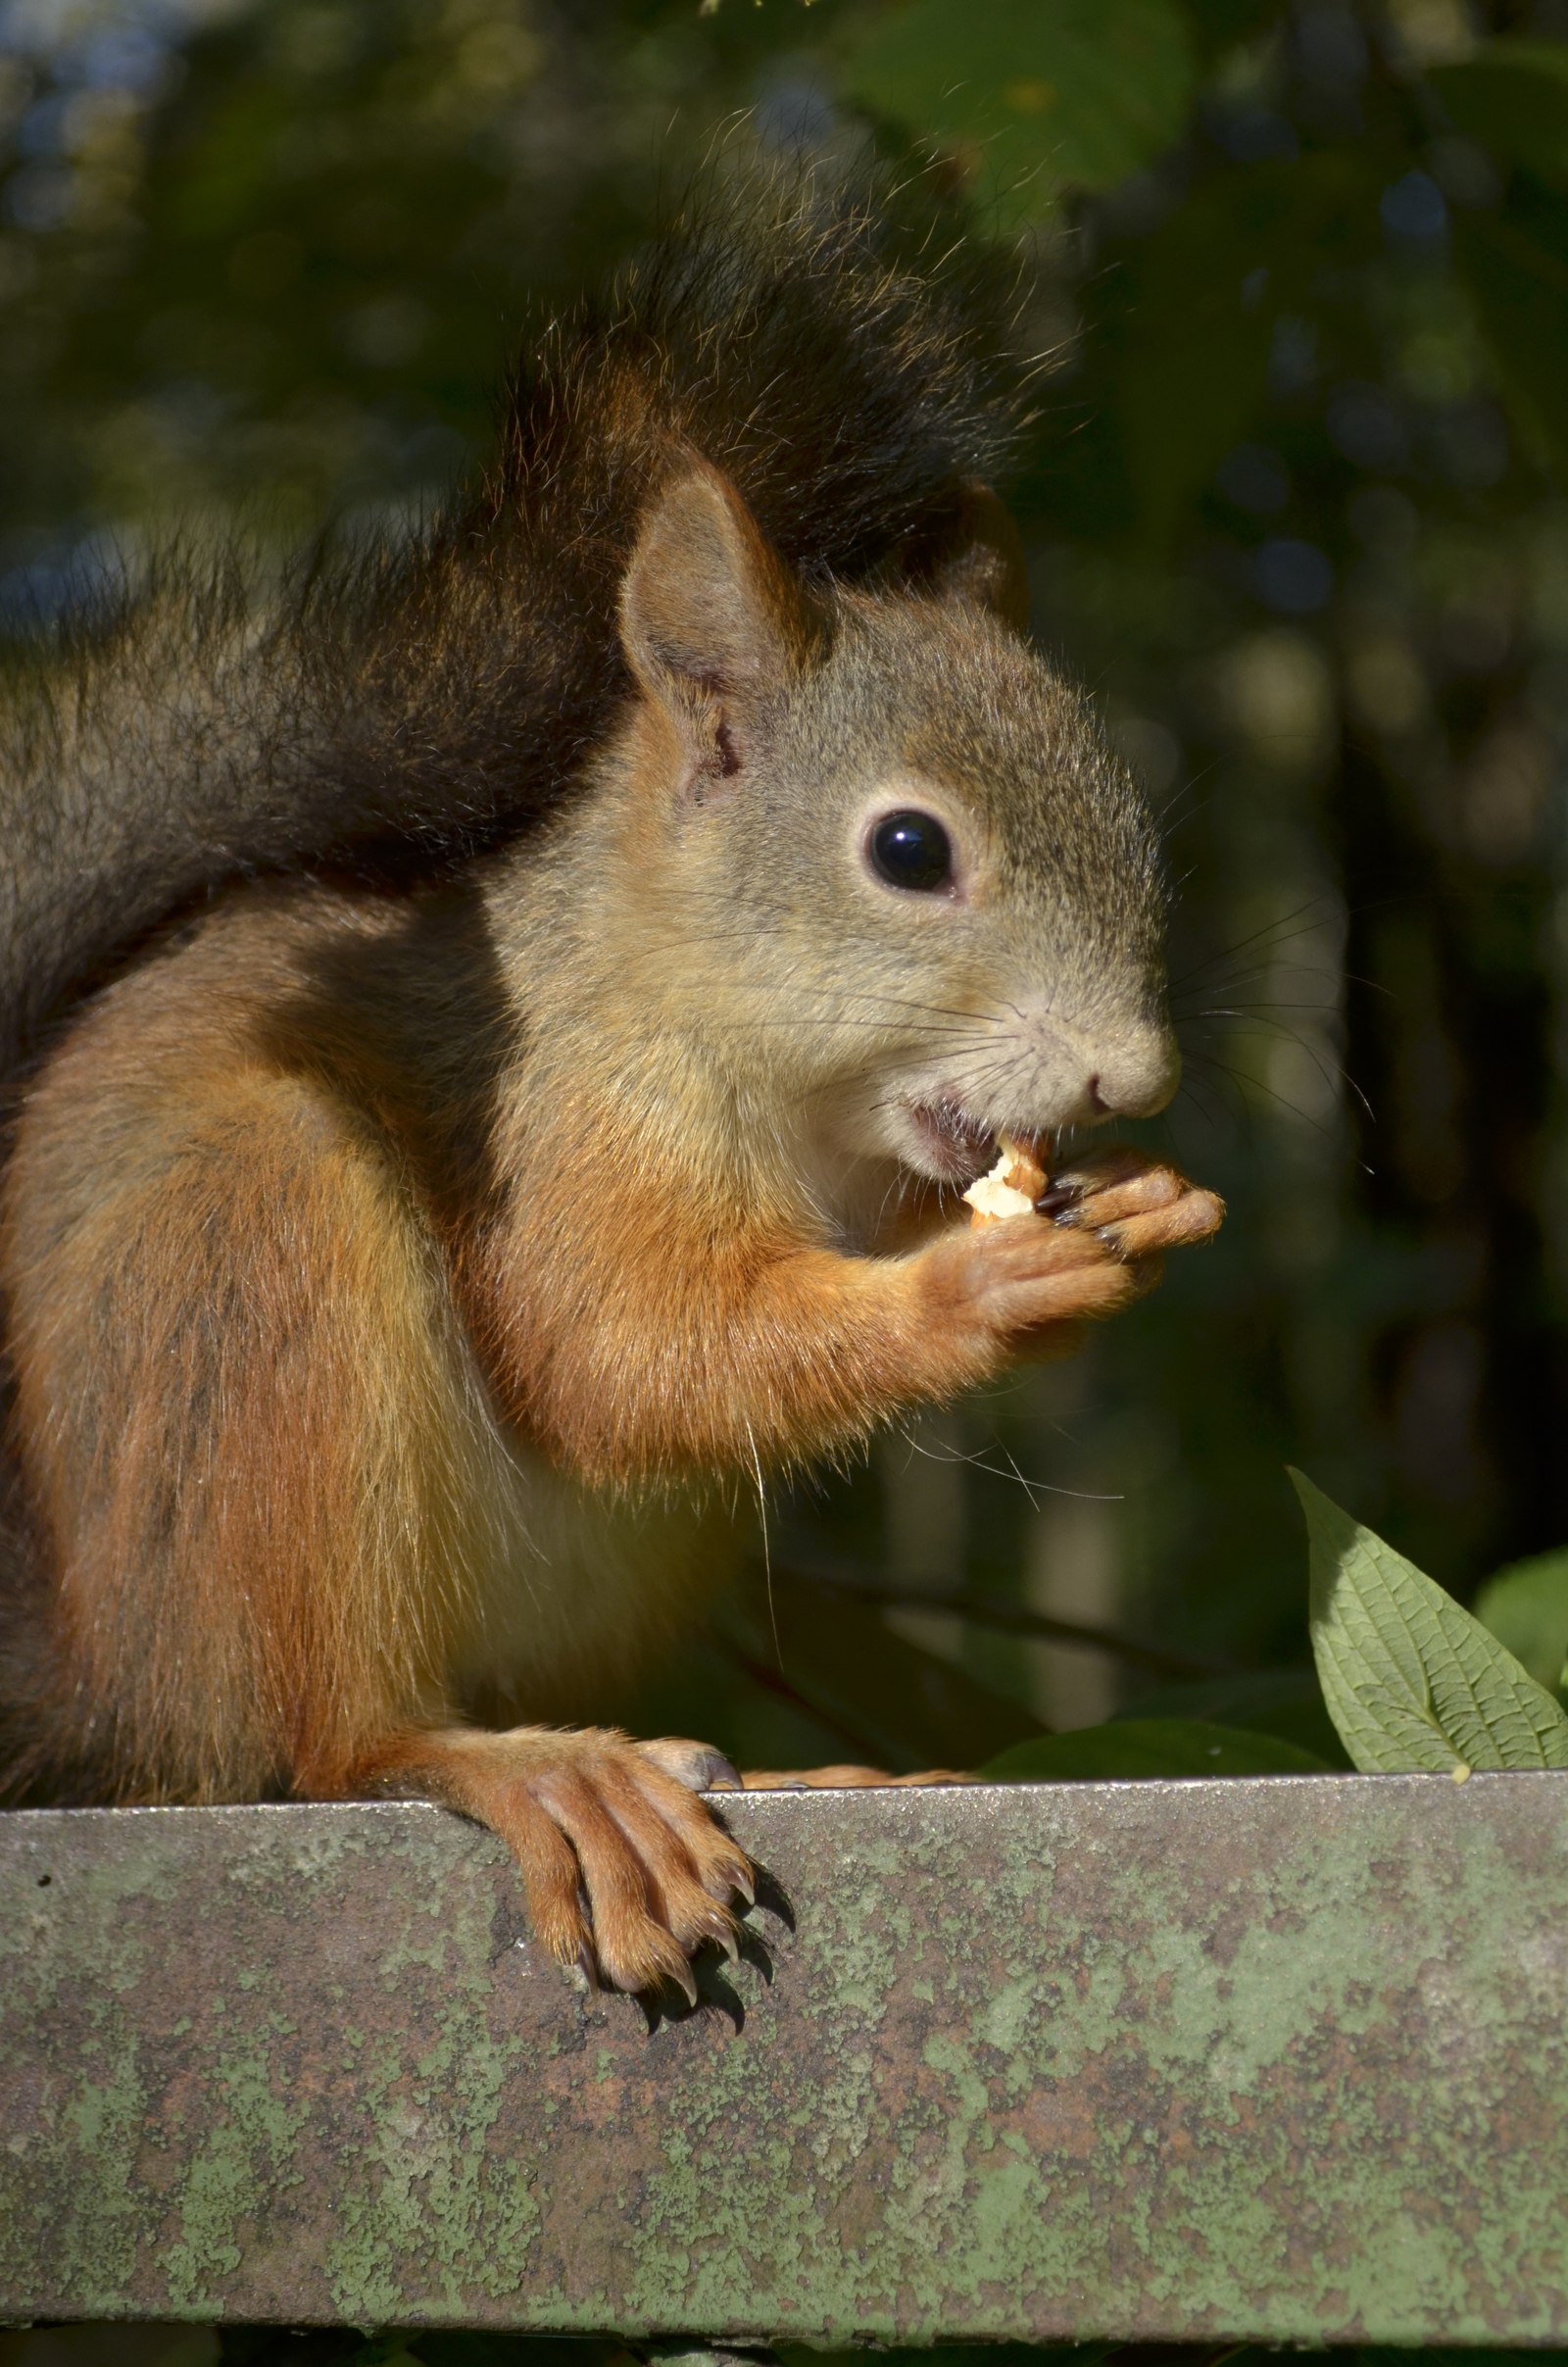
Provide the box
[0,153,1028,1078]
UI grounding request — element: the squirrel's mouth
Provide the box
[904,1099,1055,1187]
[905,1099,1002,1185]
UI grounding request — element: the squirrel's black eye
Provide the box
[868,810,954,893]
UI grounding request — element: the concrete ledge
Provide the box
[4,1776,1568,2344]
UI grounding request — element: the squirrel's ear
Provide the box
[906,479,1031,635]
[619,463,825,764]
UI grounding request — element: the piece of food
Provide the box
[963,1133,1049,1228]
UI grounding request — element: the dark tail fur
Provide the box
[0,153,1027,1076]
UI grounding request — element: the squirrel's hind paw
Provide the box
[348,1723,754,2000]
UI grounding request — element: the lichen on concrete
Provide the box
[4,1779,1568,2342]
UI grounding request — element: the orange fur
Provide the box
[2,943,474,1800]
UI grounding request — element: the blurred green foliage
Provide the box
[5,0,1568,1792]
[844,0,1199,215]
[983,1713,1334,1773]
[1473,1537,1568,1683]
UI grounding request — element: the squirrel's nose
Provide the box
[1016,1009,1180,1129]
[1091,1027,1182,1119]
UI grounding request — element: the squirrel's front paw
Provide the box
[920,1146,1223,1357]
[355,1724,753,1999]
[924,1206,1143,1351]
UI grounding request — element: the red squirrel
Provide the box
[0,166,1221,1996]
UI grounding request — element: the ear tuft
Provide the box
[904,479,1030,635]
[619,463,826,734]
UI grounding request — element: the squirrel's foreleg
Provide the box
[483,1146,1221,1491]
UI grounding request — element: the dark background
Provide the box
[5,0,1568,1772]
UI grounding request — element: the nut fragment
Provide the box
[963,1133,1050,1228]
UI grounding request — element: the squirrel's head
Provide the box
[611,460,1176,1189]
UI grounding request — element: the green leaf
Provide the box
[842,0,1198,217]
[1473,1547,1568,1696]
[1430,42,1568,187]
[982,1718,1332,1781]
[1291,1468,1568,1774]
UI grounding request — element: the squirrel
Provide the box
[0,162,1222,1997]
